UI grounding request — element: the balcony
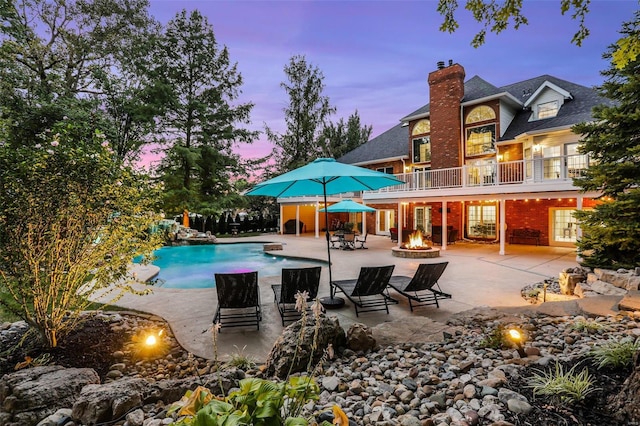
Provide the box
[367,154,590,197]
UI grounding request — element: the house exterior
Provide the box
[329,61,612,255]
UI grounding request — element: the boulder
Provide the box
[264,314,346,379]
[72,371,242,425]
[559,272,584,295]
[0,366,99,426]
[346,323,376,352]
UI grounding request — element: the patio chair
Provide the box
[271,266,322,326]
[213,271,262,330]
[330,265,396,316]
[330,232,342,249]
[355,233,368,249]
[341,232,356,250]
[387,262,451,311]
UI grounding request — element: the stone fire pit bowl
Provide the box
[391,246,440,259]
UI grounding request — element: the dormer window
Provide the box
[537,100,559,119]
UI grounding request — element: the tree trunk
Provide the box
[609,351,640,422]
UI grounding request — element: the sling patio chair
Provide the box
[330,265,396,317]
[213,271,262,330]
[355,233,368,249]
[387,262,451,311]
[341,232,356,250]
[271,266,322,326]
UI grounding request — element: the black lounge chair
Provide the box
[213,271,262,330]
[387,262,451,311]
[330,265,395,316]
[271,266,322,326]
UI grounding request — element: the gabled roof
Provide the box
[337,123,408,165]
[499,75,613,140]
[340,72,613,165]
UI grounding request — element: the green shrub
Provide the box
[527,362,596,405]
[479,324,510,349]
[589,338,640,369]
[570,318,607,333]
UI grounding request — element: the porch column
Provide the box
[441,201,448,251]
[279,204,284,235]
[499,199,506,255]
[296,205,300,237]
[315,200,320,239]
[397,201,403,248]
[362,208,367,235]
[576,196,584,262]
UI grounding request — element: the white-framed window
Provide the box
[466,124,496,156]
[414,206,432,234]
[412,136,431,163]
[412,119,431,135]
[376,166,394,174]
[467,204,497,238]
[537,100,559,119]
[465,105,496,124]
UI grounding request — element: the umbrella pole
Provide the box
[323,188,333,294]
[320,187,344,308]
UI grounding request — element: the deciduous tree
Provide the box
[266,55,336,173]
[320,110,372,159]
[0,120,163,348]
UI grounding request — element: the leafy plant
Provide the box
[589,338,640,369]
[570,318,607,333]
[479,324,510,349]
[223,345,256,371]
[527,362,597,405]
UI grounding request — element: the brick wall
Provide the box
[428,63,465,170]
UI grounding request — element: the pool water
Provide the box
[146,243,323,289]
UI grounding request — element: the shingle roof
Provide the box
[338,123,408,165]
[339,72,612,165]
[498,75,613,140]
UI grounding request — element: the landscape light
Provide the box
[508,328,527,358]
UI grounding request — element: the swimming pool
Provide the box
[146,243,324,289]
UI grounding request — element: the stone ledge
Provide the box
[263,243,283,251]
[619,291,640,312]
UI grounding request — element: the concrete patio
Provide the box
[111,234,592,363]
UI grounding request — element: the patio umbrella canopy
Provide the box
[246,158,403,304]
[319,199,376,213]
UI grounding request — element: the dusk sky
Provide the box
[143,0,638,167]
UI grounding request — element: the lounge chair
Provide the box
[355,233,368,249]
[330,265,395,316]
[213,271,262,330]
[271,266,322,326]
[387,262,451,311]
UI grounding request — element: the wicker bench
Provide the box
[509,228,541,245]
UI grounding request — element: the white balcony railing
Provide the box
[373,154,590,193]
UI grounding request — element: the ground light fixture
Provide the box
[508,328,527,358]
[133,328,167,359]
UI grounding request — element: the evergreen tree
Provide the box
[320,110,372,158]
[157,10,256,216]
[572,11,640,270]
[266,55,336,173]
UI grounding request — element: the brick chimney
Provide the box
[428,61,465,169]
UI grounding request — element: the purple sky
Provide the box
[142,0,637,167]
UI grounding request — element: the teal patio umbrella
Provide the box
[246,158,403,304]
[318,199,376,213]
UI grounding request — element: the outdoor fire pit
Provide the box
[391,229,440,258]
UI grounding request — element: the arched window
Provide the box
[411,119,430,135]
[465,106,496,124]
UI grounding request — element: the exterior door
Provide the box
[376,209,395,235]
[414,206,432,235]
[549,208,578,246]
